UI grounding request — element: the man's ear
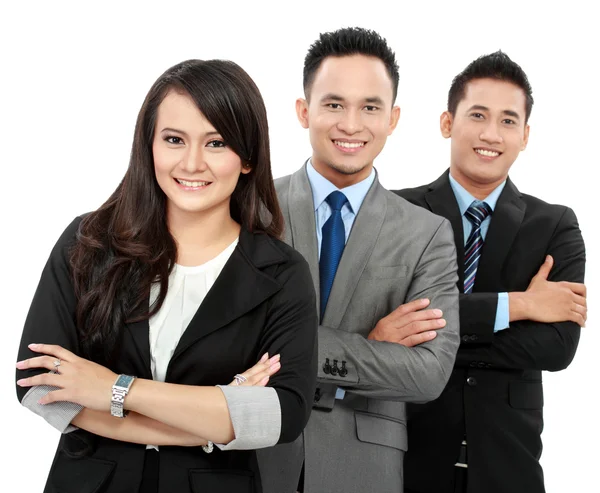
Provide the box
[387,105,401,135]
[522,124,530,151]
[296,98,309,129]
[440,111,453,139]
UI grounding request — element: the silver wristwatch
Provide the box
[111,374,136,418]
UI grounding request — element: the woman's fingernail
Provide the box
[16,361,24,368]
[17,379,25,386]
[269,354,280,364]
[433,309,442,316]
[260,352,268,363]
[28,343,39,348]
[260,376,270,385]
[270,362,281,372]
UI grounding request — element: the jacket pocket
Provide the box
[49,450,115,493]
[189,469,254,493]
[362,265,409,280]
[509,381,544,410]
[355,411,408,451]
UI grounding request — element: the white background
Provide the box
[1,1,598,491]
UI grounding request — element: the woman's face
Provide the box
[152,90,250,220]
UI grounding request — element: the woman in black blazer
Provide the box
[15,59,318,493]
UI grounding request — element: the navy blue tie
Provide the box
[464,200,492,294]
[319,191,348,320]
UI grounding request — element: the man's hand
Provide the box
[368,298,446,347]
[509,255,587,326]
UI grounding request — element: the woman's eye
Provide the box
[206,140,226,148]
[165,136,183,145]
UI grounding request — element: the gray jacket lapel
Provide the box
[287,165,321,313]
[322,176,387,328]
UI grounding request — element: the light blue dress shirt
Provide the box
[306,160,376,257]
[306,161,376,399]
[448,174,509,332]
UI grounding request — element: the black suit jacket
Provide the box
[16,217,318,493]
[395,171,585,493]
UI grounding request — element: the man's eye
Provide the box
[165,136,183,144]
[206,140,226,148]
[502,119,516,125]
[365,106,379,111]
[327,103,342,109]
[471,113,484,119]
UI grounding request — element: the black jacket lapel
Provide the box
[170,229,285,362]
[425,171,466,289]
[473,178,526,292]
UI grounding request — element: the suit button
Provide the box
[477,361,486,368]
[330,359,339,376]
[314,388,321,403]
[470,335,478,342]
[466,377,477,386]
[462,335,470,342]
[339,361,348,377]
[323,358,331,374]
[470,361,477,368]
[486,363,492,369]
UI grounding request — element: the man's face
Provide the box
[297,54,400,187]
[442,78,530,192]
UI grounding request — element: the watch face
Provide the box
[115,374,135,388]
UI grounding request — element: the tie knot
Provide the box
[465,201,492,226]
[325,191,348,212]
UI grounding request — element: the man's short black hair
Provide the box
[448,51,534,122]
[303,27,399,103]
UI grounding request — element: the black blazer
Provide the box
[16,216,318,493]
[395,171,585,493]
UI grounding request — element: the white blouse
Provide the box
[148,238,238,384]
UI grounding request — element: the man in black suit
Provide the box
[394,51,587,493]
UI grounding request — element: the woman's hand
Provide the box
[228,352,281,386]
[16,343,116,411]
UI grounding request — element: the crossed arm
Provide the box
[315,219,461,402]
[15,219,316,449]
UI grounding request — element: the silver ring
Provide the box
[233,374,247,385]
[53,359,61,374]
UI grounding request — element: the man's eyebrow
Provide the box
[365,96,385,105]
[320,93,345,102]
[502,110,521,119]
[466,104,489,113]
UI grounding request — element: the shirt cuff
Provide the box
[493,292,509,332]
[215,385,281,450]
[21,384,83,433]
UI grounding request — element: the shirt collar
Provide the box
[306,159,376,214]
[448,172,506,215]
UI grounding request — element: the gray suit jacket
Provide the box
[258,165,460,493]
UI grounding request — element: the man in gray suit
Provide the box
[258,27,460,493]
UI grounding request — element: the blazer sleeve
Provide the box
[254,250,318,444]
[316,219,461,402]
[455,207,584,371]
[15,217,84,430]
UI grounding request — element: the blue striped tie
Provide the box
[464,201,492,294]
[319,191,348,320]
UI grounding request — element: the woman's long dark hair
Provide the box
[70,60,283,362]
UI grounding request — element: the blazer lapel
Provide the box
[425,171,465,289]
[170,229,285,363]
[322,175,387,328]
[287,164,321,313]
[125,317,153,379]
[473,178,525,292]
